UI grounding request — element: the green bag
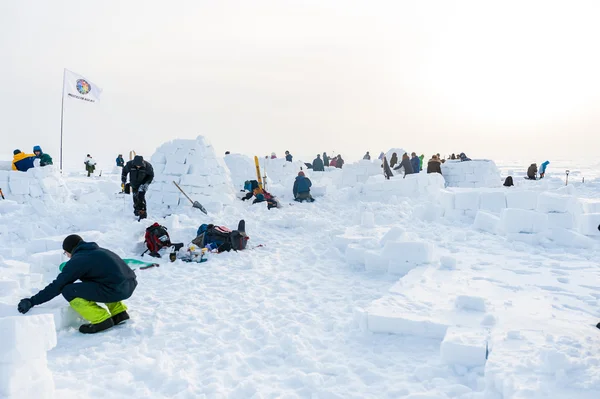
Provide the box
[59,258,158,272]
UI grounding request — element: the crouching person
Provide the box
[293,171,314,202]
[17,235,137,334]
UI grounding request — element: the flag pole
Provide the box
[59,69,66,172]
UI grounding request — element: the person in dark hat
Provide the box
[293,171,314,202]
[115,154,125,167]
[17,235,137,334]
[33,146,53,167]
[122,155,154,219]
[12,149,37,172]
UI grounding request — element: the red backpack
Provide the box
[143,223,172,257]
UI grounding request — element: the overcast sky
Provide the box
[1,0,599,170]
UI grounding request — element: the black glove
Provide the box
[18,298,33,314]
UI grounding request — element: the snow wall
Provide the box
[147,136,235,213]
[0,167,70,204]
[438,185,600,246]
[441,160,502,188]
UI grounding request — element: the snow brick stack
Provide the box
[441,159,502,188]
[147,136,235,213]
[0,312,57,398]
[362,172,445,200]
[339,160,385,188]
[0,166,70,204]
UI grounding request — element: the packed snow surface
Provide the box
[1,149,600,398]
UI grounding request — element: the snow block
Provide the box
[440,327,488,368]
[368,311,448,339]
[455,295,486,312]
[500,209,548,234]
[438,190,455,211]
[379,227,405,246]
[548,228,596,249]
[0,314,57,363]
[505,190,539,210]
[547,212,574,230]
[479,191,507,213]
[473,211,500,234]
[364,250,389,273]
[439,256,457,270]
[537,192,574,213]
[345,244,366,268]
[383,241,434,275]
[454,191,480,211]
[578,213,600,236]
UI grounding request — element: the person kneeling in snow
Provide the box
[17,235,137,334]
[527,163,537,180]
[293,171,314,202]
[122,155,154,219]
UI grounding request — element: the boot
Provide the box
[138,210,147,220]
[79,317,114,334]
[111,311,130,325]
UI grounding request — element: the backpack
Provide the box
[192,220,249,252]
[144,223,172,257]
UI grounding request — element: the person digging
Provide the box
[17,235,137,334]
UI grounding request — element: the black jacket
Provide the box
[427,160,442,174]
[394,158,414,176]
[122,158,154,188]
[312,157,324,171]
[30,242,137,306]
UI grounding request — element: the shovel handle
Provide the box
[172,181,194,204]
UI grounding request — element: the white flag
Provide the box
[63,69,102,103]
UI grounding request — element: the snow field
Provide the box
[0,151,600,397]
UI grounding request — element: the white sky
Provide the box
[1,0,600,170]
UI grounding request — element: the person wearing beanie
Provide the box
[17,235,138,334]
[122,155,154,220]
[12,149,37,172]
[312,154,324,172]
[115,154,125,167]
[33,145,53,167]
[285,151,293,162]
[293,170,314,202]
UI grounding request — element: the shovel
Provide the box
[0,188,4,200]
[173,181,208,214]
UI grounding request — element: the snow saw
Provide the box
[172,181,208,214]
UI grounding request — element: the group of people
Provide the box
[11,146,53,171]
[266,151,294,162]
[527,161,550,180]
[310,152,345,171]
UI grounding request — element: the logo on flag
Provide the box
[76,79,91,95]
[64,69,102,103]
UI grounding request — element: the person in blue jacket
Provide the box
[410,152,421,173]
[116,154,125,167]
[293,171,314,202]
[285,151,293,162]
[17,235,137,334]
[539,160,550,179]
